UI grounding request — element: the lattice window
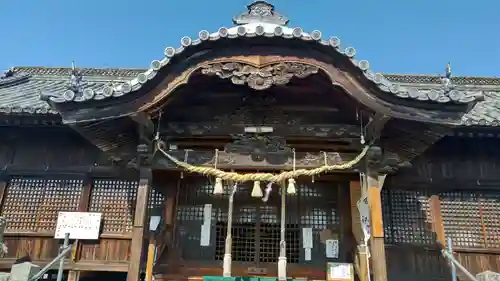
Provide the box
[440,190,500,248]
[1,177,83,232]
[89,180,137,233]
[382,189,434,245]
[176,177,339,265]
[149,188,165,211]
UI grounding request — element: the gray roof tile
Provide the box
[39,24,484,105]
[0,67,136,115]
[1,66,500,127]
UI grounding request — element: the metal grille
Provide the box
[149,187,165,211]
[89,180,138,233]
[1,177,83,232]
[440,190,500,248]
[382,189,434,245]
[175,177,340,265]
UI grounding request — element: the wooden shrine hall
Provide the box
[0,1,499,281]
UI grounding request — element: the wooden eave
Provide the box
[44,43,473,127]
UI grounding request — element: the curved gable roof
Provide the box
[40,1,483,106]
[1,66,499,126]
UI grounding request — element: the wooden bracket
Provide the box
[364,113,390,144]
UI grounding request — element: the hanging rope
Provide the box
[156,141,370,183]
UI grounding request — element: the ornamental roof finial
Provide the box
[1,67,15,79]
[67,61,86,94]
[445,62,452,79]
[233,1,289,26]
[440,62,454,93]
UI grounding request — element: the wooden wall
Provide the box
[383,135,500,280]
[0,126,164,272]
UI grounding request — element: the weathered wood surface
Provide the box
[391,135,500,184]
[0,127,112,171]
[383,135,500,280]
[153,149,365,170]
[385,246,449,281]
[0,127,166,272]
[386,246,500,281]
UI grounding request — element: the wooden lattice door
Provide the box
[175,177,344,267]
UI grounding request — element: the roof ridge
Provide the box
[11,66,500,80]
[12,66,145,77]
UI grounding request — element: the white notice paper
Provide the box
[200,223,211,246]
[302,227,313,249]
[304,248,312,261]
[328,263,352,280]
[55,212,102,240]
[325,239,339,259]
[203,204,212,225]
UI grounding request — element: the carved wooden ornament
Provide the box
[200,62,319,90]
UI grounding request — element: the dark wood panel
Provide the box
[79,238,132,262]
[385,246,500,281]
[3,236,60,260]
[0,127,111,170]
[385,246,449,281]
[455,251,500,275]
[0,259,128,272]
[393,136,500,183]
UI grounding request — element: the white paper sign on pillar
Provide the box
[302,227,313,261]
[203,204,212,225]
[200,204,212,246]
[357,191,371,245]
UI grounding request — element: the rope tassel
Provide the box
[287,178,296,195]
[251,181,263,198]
[213,177,224,195]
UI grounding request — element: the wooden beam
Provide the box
[153,149,364,171]
[163,105,341,113]
[130,112,154,133]
[367,172,388,281]
[0,259,129,272]
[364,113,390,143]
[127,168,152,281]
[130,112,155,141]
[162,123,361,139]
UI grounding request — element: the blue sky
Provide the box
[1,0,499,76]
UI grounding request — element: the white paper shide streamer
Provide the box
[356,174,371,281]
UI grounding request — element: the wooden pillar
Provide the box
[67,270,80,281]
[153,179,179,272]
[367,173,388,281]
[69,177,92,281]
[350,181,369,281]
[0,180,7,208]
[127,164,152,281]
[429,195,445,247]
[145,237,156,281]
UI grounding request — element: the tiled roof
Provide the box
[0,67,137,115]
[1,66,500,127]
[40,22,484,105]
